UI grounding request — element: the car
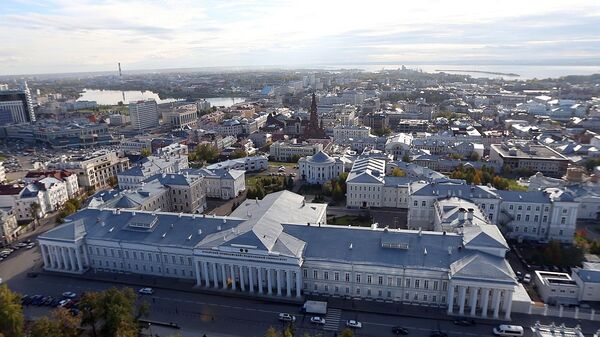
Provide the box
[392,326,409,335]
[43,296,55,306]
[62,291,77,299]
[430,331,448,337]
[138,287,154,295]
[453,319,476,326]
[37,296,51,306]
[346,320,362,329]
[16,242,28,248]
[515,271,523,280]
[310,316,326,325]
[278,167,285,172]
[278,313,296,322]
[58,299,72,307]
[50,298,62,307]
[523,273,531,284]
[31,295,44,306]
[21,295,31,305]
[26,243,35,249]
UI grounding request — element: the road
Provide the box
[3,245,600,337]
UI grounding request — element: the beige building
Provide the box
[50,150,130,191]
[490,142,569,177]
[269,141,324,162]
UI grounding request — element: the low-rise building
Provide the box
[15,176,70,221]
[0,207,18,244]
[199,168,245,200]
[534,270,579,306]
[205,155,268,172]
[572,262,600,302]
[490,142,569,177]
[50,150,130,191]
[38,190,520,320]
[164,104,198,129]
[269,141,324,162]
[118,146,189,189]
[299,151,344,184]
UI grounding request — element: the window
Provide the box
[367,275,372,284]
[481,204,486,210]
[518,205,522,211]
[405,278,411,288]
[356,288,360,294]
[433,281,438,291]
[324,271,329,280]
[413,294,418,301]
[313,270,318,279]
[414,200,418,207]
[405,293,409,300]
[509,205,514,210]
[527,205,531,211]
[378,276,383,285]
[543,215,548,222]
[415,279,420,289]
[346,287,350,294]
[423,294,428,301]
[490,204,494,210]
[334,272,340,281]
[561,217,566,224]
[303,269,308,278]
[534,215,539,222]
[421,201,426,207]
[442,282,448,291]
[356,274,361,283]
[525,215,530,222]
[424,280,429,290]
[345,273,350,282]
[516,214,521,221]
[335,286,339,293]
[432,295,437,303]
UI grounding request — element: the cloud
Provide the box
[0,0,599,75]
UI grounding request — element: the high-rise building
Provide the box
[0,82,35,125]
[129,99,159,130]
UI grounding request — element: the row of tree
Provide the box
[321,172,349,202]
[188,144,220,164]
[449,165,525,191]
[247,175,294,199]
[265,326,355,337]
[0,285,152,337]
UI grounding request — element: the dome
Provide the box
[308,151,334,164]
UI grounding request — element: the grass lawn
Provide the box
[268,161,296,168]
[507,179,528,191]
[328,215,372,227]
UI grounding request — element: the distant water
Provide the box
[77,89,246,107]
[321,64,600,80]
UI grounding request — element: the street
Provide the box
[3,244,600,337]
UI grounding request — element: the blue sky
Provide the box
[1,0,599,75]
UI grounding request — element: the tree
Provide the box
[80,287,143,337]
[30,308,82,337]
[265,327,282,337]
[332,184,345,201]
[402,153,411,163]
[469,151,480,161]
[339,328,355,337]
[31,202,41,229]
[231,149,248,159]
[0,285,24,337]
[140,148,152,157]
[290,154,301,163]
[391,167,406,177]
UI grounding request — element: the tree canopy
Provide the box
[0,285,24,337]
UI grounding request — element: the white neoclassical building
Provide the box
[38,190,521,320]
[299,151,344,184]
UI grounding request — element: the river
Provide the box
[77,89,246,107]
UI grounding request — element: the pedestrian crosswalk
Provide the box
[323,308,342,331]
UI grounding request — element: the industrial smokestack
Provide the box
[118,62,122,76]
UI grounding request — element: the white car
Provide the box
[346,320,362,328]
[62,291,77,298]
[310,316,326,325]
[138,287,154,295]
[523,274,531,284]
[278,313,296,322]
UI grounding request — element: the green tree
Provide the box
[290,154,302,163]
[265,327,281,337]
[391,167,406,177]
[402,153,411,163]
[339,328,355,337]
[80,287,143,337]
[0,285,24,337]
[30,202,41,229]
[30,308,82,337]
[231,149,248,159]
[332,184,345,201]
[469,151,480,161]
[140,148,152,157]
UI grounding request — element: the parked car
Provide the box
[310,316,326,325]
[493,325,524,336]
[453,319,476,326]
[515,271,522,280]
[31,295,44,306]
[138,287,154,295]
[346,320,362,328]
[62,291,77,299]
[392,326,409,335]
[278,313,296,322]
[21,295,31,305]
[523,274,531,284]
[430,331,448,337]
[58,299,72,307]
[26,243,35,249]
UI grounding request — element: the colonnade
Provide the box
[447,283,513,319]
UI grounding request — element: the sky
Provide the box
[1,0,600,75]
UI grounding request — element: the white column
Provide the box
[61,247,69,270]
[492,289,501,319]
[267,269,273,295]
[221,264,227,289]
[212,262,219,288]
[469,287,478,316]
[276,269,282,296]
[69,248,77,272]
[481,288,490,318]
[503,290,513,320]
[82,245,90,267]
[40,244,49,267]
[230,265,237,290]
[54,246,61,269]
[447,284,455,314]
[458,286,467,315]
[295,271,302,298]
[75,248,83,271]
[240,266,246,291]
[203,261,210,287]
[194,261,202,286]
[249,266,255,292]
[258,267,263,294]
[286,270,292,297]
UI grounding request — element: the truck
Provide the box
[302,300,327,315]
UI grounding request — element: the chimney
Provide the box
[458,208,467,221]
[418,227,422,237]
[467,208,474,220]
[448,246,452,255]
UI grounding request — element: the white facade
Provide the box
[534,270,579,305]
[38,190,519,320]
[0,100,29,124]
[269,141,324,162]
[205,156,268,172]
[50,150,131,190]
[572,262,600,302]
[299,151,344,184]
[201,168,246,200]
[15,176,70,221]
[129,99,159,130]
[118,150,189,189]
[332,125,371,140]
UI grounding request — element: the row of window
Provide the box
[304,269,447,291]
[91,259,193,278]
[308,283,447,303]
[88,246,193,266]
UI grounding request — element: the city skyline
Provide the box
[1,0,600,75]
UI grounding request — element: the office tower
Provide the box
[129,99,159,130]
[0,81,35,125]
